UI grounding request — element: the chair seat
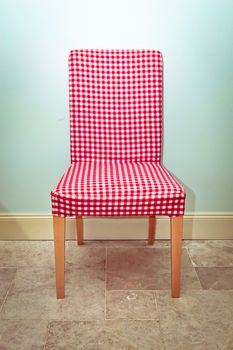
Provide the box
[51,161,185,217]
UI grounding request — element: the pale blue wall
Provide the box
[1,0,233,214]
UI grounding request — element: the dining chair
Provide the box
[51,49,186,299]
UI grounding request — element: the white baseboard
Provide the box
[0,214,232,240]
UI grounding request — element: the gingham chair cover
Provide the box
[51,50,185,217]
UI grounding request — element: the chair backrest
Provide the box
[69,49,163,163]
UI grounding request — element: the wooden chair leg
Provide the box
[53,216,65,299]
[148,216,156,245]
[76,216,84,245]
[170,216,183,298]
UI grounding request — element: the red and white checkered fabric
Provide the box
[51,49,186,217]
[69,49,162,162]
[51,161,185,217]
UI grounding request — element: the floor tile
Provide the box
[107,266,201,291]
[106,290,158,320]
[107,247,193,270]
[66,243,106,269]
[156,290,233,350]
[0,241,106,270]
[0,241,54,267]
[107,247,201,290]
[195,267,233,289]
[45,320,163,350]
[83,240,151,247]
[1,267,105,320]
[0,268,16,307]
[84,239,170,248]
[0,319,49,350]
[187,240,233,267]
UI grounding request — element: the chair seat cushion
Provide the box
[51,161,185,217]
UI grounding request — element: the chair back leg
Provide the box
[148,216,156,245]
[53,216,65,299]
[76,216,84,245]
[170,216,183,298]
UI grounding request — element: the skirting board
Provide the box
[0,214,232,240]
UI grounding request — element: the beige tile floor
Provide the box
[0,240,233,349]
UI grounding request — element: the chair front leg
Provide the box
[76,216,84,245]
[53,216,65,299]
[148,216,156,245]
[170,216,183,298]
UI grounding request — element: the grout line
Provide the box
[107,289,168,292]
[105,317,160,321]
[0,278,15,315]
[105,246,170,249]
[153,290,160,319]
[186,245,196,267]
[193,267,204,289]
[185,244,210,290]
[0,316,187,322]
[153,291,166,350]
[42,321,52,350]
